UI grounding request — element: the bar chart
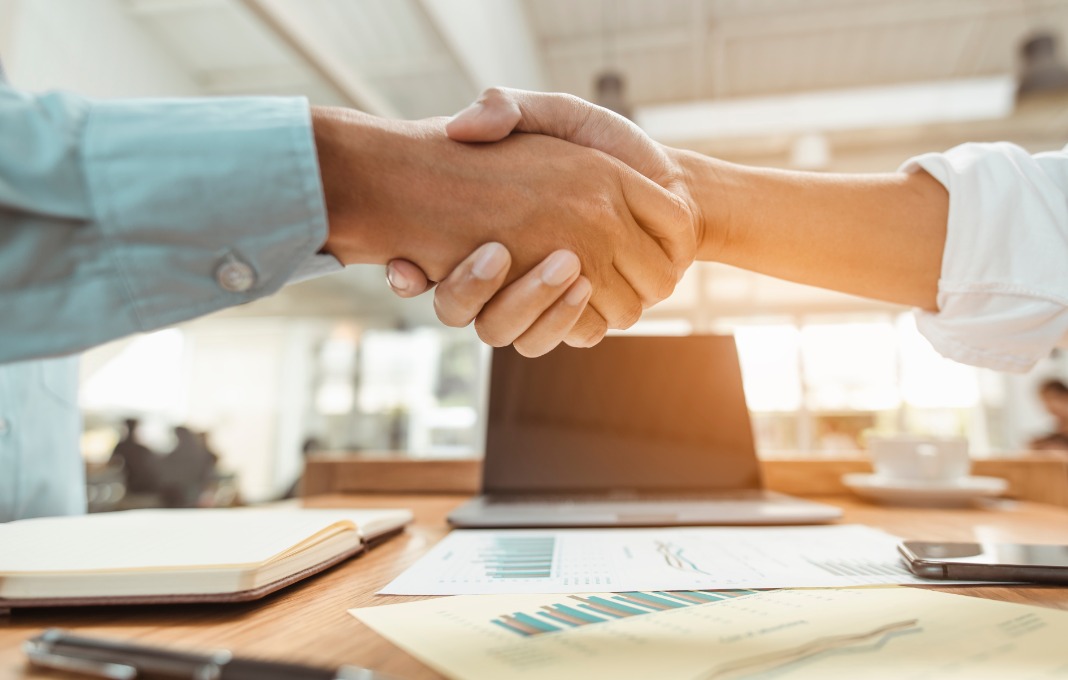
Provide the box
[478,536,556,579]
[382,525,957,595]
[490,589,758,636]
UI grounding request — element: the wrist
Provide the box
[312,106,388,265]
[669,148,746,263]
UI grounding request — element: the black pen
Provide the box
[25,629,396,680]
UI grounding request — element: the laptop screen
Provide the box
[483,335,763,494]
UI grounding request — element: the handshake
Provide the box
[317,88,948,357]
[314,88,710,358]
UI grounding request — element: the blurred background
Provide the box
[4,0,1068,505]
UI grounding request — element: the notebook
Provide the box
[448,336,841,528]
[0,507,411,608]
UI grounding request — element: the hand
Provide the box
[390,243,594,357]
[448,88,700,268]
[385,89,701,354]
[314,105,688,340]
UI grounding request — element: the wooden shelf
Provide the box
[302,452,1068,507]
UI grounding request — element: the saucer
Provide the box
[842,473,1008,507]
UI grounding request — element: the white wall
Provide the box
[1,0,200,96]
[180,318,326,501]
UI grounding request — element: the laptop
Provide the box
[448,335,842,528]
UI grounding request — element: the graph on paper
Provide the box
[698,618,923,679]
[353,588,1068,680]
[478,536,556,580]
[381,524,981,595]
[491,589,758,637]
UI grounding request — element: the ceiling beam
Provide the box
[238,0,399,118]
[416,0,546,93]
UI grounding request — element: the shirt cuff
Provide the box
[289,253,344,285]
[901,142,1068,372]
[82,96,329,331]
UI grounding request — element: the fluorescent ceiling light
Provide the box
[635,76,1015,144]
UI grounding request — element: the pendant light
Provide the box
[1016,32,1068,98]
[593,0,633,119]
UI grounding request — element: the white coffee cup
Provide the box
[867,436,970,484]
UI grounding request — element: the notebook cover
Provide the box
[0,526,403,609]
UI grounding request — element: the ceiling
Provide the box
[124,0,1068,117]
[118,0,1068,325]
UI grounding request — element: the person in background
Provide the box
[106,418,160,496]
[1030,379,1068,451]
[283,437,324,500]
[159,426,217,508]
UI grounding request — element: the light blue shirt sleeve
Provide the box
[0,356,84,522]
[0,83,334,363]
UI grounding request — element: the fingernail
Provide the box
[540,251,580,287]
[450,101,484,123]
[565,278,591,306]
[471,243,509,280]
[386,264,410,292]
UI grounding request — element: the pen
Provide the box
[25,629,396,680]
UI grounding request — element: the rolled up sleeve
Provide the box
[0,86,332,363]
[901,142,1068,373]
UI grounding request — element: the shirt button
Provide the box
[0,418,9,435]
[215,258,256,292]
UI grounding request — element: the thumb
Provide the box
[619,167,695,276]
[446,91,522,143]
[446,87,667,183]
[386,259,435,298]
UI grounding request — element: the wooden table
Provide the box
[3,494,1068,679]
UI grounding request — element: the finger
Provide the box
[446,88,666,180]
[587,265,644,331]
[565,306,608,348]
[618,165,695,277]
[432,242,511,328]
[610,198,677,309]
[446,90,522,143]
[474,250,581,347]
[511,277,593,358]
[386,259,435,298]
[560,171,673,317]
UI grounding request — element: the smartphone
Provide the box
[898,540,1068,584]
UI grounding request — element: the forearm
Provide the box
[0,87,328,363]
[675,150,948,310]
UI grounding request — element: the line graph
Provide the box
[656,540,712,575]
[700,618,922,679]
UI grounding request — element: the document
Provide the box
[351,587,1068,679]
[381,524,971,595]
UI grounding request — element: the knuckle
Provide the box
[473,318,513,349]
[513,337,550,359]
[569,320,606,348]
[480,86,509,104]
[653,267,678,303]
[433,293,474,328]
[581,323,607,347]
[614,301,643,330]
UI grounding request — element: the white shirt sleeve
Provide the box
[900,142,1068,373]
